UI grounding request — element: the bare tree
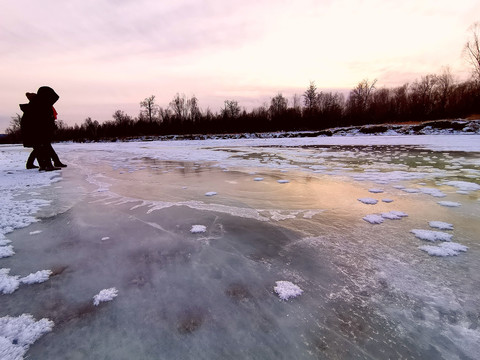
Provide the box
[5,114,21,135]
[464,22,480,82]
[221,100,241,118]
[269,93,288,117]
[140,95,158,122]
[169,93,188,120]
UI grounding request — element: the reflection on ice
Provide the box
[1,137,479,359]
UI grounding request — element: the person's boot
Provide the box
[53,161,67,168]
[26,163,39,169]
[38,157,60,171]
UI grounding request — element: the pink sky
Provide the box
[1,0,478,131]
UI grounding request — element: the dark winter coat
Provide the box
[20,86,59,147]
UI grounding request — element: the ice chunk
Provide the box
[429,221,454,230]
[0,246,14,259]
[190,225,207,233]
[368,188,384,193]
[357,198,378,205]
[410,229,452,242]
[204,192,217,196]
[0,269,20,295]
[20,270,52,285]
[93,287,118,306]
[274,281,303,300]
[363,214,384,224]
[253,177,264,181]
[277,180,290,184]
[438,201,461,207]
[0,314,54,360]
[419,242,468,256]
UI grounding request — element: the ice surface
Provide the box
[429,221,454,230]
[410,229,453,242]
[363,214,384,224]
[438,201,461,207]
[357,198,378,205]
[0,314,53,360]
[190,225,207,233]
[419,242,468,256]
[93,288,119,306]
[274,281,303,300]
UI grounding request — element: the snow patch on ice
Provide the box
[205,191,217,196]
[0,314,54,360]
[368,188,384,193]
[381,211,408,220]
[444,181,480,192]
[29,230,42,235]
[429,221,454,230]
[419,242,468,256]
[358,198,378,205]
[363,214,384,224]
[274,281,303,300]
[277,179,290,184]
[420,187,446,197]
[20,270,52,285]
[93,288,118,306]
[190,225,207,233]
[410,229,453,242]
[382,198,393,203]
[253,177,264,181]
[0,269,20,295]
[0,246,15,259]
[438,201,461,207]
[101,237,110,241]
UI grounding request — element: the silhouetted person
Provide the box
[20,86,64,171]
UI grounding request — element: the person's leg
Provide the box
[26,149,38,169]
[37,144,59,171]
[48,143,67,167]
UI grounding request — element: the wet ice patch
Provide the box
[419,242,468,256]
[190,225,207,233]
[358,198,378,205]
[20,270,52,285]
[93,288,118,306]
[438,201,461,207]
[410,229,453,242]
[274,281,303,300]
[205,192,217,196]
[363,214,384,224]
[429,221,454,230]
[0,314,54,360]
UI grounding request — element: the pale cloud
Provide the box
[1,0,478,130]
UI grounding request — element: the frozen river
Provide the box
[1,135,480,359]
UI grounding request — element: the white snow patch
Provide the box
[420,187,446,197]
[253,177,264,181]
[381,211,407,220]
[0,246,15,259]
[444,181,480,192]
[419,242,468,256]
[0,269,20,295]
[190,225,207,233]
[363,214,384,224]
[429,221,454,230]
[20,270,52,285]
[382,199,394,203]
[368,188,384,193]
[438,201,461,207]
[101,237,110,241]
[93,287,118,306]
[29,230,42,235]
[410,229,453,242]
[274,281,303,300]
[277,179,290,184]
[402,188,420,193]
[205,191,217,196]
[357,198,378,205]
[0,314,54,360]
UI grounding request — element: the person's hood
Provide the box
[19,103,29,113]
[36,86,59,105]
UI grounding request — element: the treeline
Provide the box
[3,72,480,143]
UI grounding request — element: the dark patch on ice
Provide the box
[225,283,252,302]
[38,295,96,326]
[177,309,205,334]
[50,265,68,277]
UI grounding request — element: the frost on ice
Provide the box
[93,288,119,306]
[190,225,207,233]
[0,314,54,360]
[419,242,468,256]
[274,281,303,300]
[410,229,453,242]
[429,221,454,230]
[357,198,378,205]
